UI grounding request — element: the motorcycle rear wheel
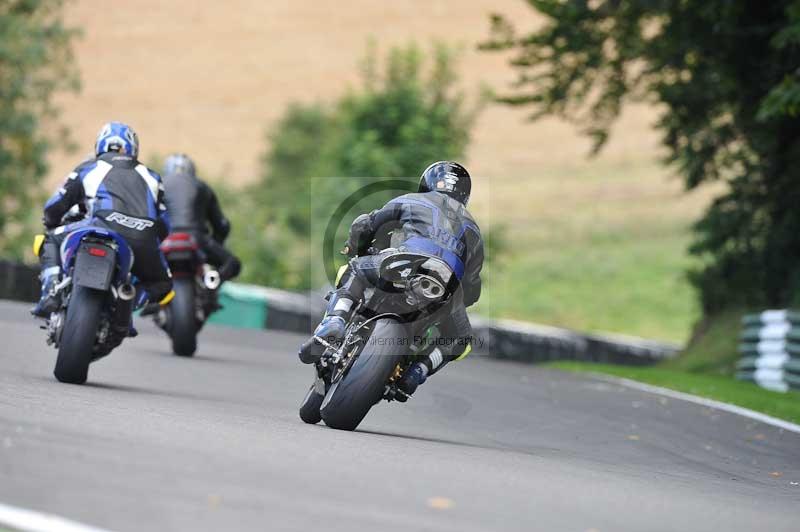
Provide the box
[299,381,325,424]
[54,286,103,384]
[170,278,197,357]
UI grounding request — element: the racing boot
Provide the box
[31,267,61,318]
[139,284,174,317]
[395,362,429,402]
[298,291,355,364]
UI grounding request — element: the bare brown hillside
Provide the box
[54,0,664,191]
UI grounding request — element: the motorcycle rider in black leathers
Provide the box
[32,122,173,328]
[159,153,241,283]
[299,161,484,399]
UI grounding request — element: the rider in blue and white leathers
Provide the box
[33,122,173,321]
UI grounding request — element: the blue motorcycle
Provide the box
[40,224,141,384]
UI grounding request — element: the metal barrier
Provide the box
[0,261,679,365]
[0,260,40,303]
[210,282,678,365]
[736,310,800,392]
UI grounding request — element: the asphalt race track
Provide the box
[0,300,798,531]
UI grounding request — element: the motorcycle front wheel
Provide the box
[299,379,325,424]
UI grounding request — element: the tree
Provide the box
[231,43,482,289]
[0,0,79,258]
[481,1,800,314]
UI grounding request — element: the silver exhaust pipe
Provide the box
[203,269,221,290]
[118,283,136,301]
[112,283,136,332]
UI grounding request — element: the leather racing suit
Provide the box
[39,151,173,303]
[335,190,484,375]
[161,170,241,282]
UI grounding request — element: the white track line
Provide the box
[591,374,800,434]
[0,502,113,532]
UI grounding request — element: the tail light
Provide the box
[161,232,198,252]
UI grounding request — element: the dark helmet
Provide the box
[418,161,471,205]
[163,153,196,177]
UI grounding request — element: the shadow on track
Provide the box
[133,346,271,370]
[78,380,246,406]
[301,423,481,450]
[354,427,537,455]
[352,427,573,462]
[192,354,269,369]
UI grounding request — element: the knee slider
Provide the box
[453,336,473,361]
[335,264,350,288]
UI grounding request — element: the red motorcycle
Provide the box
[156,232,221,357]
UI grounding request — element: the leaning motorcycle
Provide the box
[154,232,221,357]
[37,219,142,385]
[299,249,456,431]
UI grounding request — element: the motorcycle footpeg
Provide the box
[394,390,410,403]
[384,385,410,403]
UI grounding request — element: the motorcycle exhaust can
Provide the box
[203,268,221,290]
[111,284,136,331]
[118,283,136,301]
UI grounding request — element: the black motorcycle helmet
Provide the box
[163,153,196,177]
[418,161,471,205]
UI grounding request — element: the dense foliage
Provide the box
[0,0,79,257]
[481,0,800,313]
[229,44,482,289]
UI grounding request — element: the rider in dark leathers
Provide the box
[33,122,173,324]
[299,161,484,399]
[159,153,241,283]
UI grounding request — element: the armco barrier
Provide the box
[584,331,680,365]
[208,283,272,329]
[471,318,678,365]
[0,260,39,303]
[0,262,679,365]
[736,309,800,392]
[261,287,325,332]
[208,283,325,331]
[211,282,678,365]
[471,317,588,362]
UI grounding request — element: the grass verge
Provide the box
[665,309,743,374]
[471,159,717,343]
[549,361,800,425]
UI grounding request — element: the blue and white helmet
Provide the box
[95,121,139,158]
